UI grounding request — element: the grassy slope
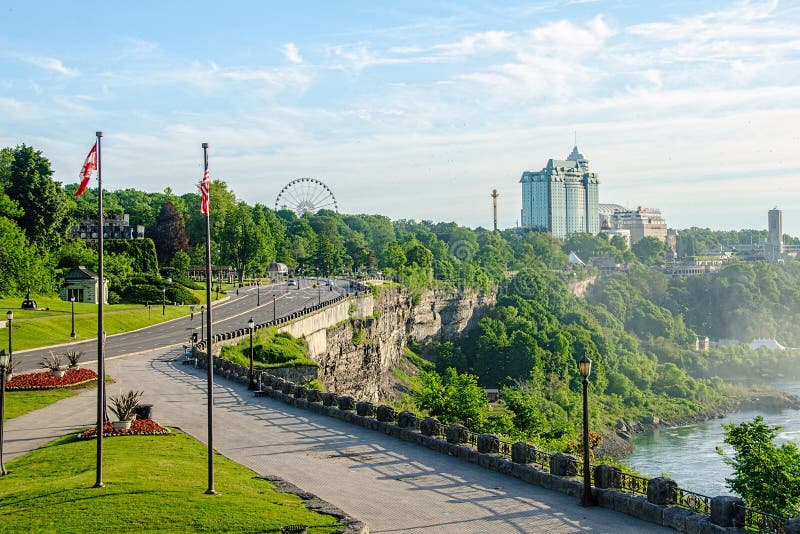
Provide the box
[220,326,316,369]
[5,389,77,420]
[0,430,341,533]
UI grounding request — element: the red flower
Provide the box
[78,419,170,439]
[6,368,98,390]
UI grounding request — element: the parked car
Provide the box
[288,278,297,287]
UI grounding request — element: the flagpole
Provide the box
[94,131,105,489]
[202,142,216,495]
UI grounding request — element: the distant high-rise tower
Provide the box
[768,207,784,259]
[519,145,600,239]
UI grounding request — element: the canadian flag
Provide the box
[74,143,97,197]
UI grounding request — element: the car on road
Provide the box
[288,278,297,287]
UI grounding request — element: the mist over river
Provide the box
[624,380,800,498]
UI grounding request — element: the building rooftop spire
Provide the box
[566,144,586,162]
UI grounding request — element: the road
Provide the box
[13,278,350,373]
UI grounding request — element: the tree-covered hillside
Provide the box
[3,142,799,453]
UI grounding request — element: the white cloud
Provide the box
[22,56,78,76]
[281,43,303,64]
[432,30,513,57]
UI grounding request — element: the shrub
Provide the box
[64,350,83,367]
[717,417,800,517]
[109,390,143,421]
[122,283,200,305]
[165,284,200,305]
[123,284,166,304]
[40,352,66,371]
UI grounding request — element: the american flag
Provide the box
[200,164,210,216]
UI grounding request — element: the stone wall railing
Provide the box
[188,354,798,534]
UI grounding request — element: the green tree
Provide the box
[416,367,489,431]
[3,145,69,249]
[220,203,265,281]
[0,216,56,296]
[103,252,135,294]
[170,251,192,281]
[385,241,406,272]
[631,236,665,265]
[717,417,800,517]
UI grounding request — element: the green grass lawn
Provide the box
[5,388,78,420]
[220,327,316,369]
[0,294,229,351]
[0,430,342,533]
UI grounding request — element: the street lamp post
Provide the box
[200,305,205,341]
[162,288,166,316]
[2,311,12,476]
[577,353,595,507]
[6,310,11,368]
[272,294,276,323]
[70,296,76,338]
[247,317,256,390]
[0,348,8,475]
[257,280,260,306]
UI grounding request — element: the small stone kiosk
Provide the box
[60,266,108,304]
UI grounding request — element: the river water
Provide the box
[624,380,800,498]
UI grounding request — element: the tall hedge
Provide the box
[105,239,159,275]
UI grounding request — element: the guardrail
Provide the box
[735,505,787,534]
[673,487,711,516]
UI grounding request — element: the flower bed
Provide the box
[78,419,171,439]
[6,368,98,390]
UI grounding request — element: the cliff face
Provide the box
[566,275,597,298]
[316,287,495,402]
[409,289,496,342]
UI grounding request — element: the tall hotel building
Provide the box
[520,145,600,239]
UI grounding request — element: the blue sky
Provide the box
[2,1,799,235]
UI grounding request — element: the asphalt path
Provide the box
[13,278,350,373]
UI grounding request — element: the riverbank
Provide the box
[598,389,800,460]
[622,378,800,497]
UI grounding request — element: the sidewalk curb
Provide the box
[257,475,369,534]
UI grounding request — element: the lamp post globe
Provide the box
[247,317,256,390]
[577,353,595,507]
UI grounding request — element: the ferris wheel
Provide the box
[275,178,338,216]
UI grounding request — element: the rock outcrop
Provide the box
[315,286,495,402]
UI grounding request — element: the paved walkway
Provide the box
[6,348,672,533]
